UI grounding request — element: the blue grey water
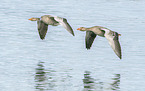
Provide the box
[0,0,145,91]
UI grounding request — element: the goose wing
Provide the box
[54,16,75,36]
[85,31,97,49]
[105,32,122,59]
[37,20,48,40]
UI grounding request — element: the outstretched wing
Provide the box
[54,16,75,36]
[105,31,122,59]
[37,20,48,40]
[85,31,97,49]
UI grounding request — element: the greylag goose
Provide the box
[28,15,75,40]
[77,26,122,59]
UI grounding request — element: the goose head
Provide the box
[77,27,87,31]
[28,17,40,21]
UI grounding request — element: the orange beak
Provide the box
[28,18,32,20]
[77,28,81,30]
[118,34,121,36]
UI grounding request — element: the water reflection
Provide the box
[35,61,56,91]
[83,71,103,91]
[83,71,94,91]
[35,61,47,91]
[110,74,120,91]
[83,71,120,91]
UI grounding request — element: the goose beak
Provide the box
[77,28,81,30]
[28,18,32,20]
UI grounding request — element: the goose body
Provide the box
[28,15,74,40]
[77,26,122,59]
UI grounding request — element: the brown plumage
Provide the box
[77,26,122,59]
[28,15,75,40]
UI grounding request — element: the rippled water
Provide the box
[0,0,145,91]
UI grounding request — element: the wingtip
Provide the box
[71,32,75,36]
[86,45,92,50]
[119,56,122,59]
[40,37,45,40]
[118,55,122,59]
[86,47,91,50]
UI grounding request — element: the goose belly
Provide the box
[93,30,104,37]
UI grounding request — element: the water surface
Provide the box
[0,0,145,91]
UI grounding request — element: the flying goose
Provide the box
[77,26,122,59]
[28,15,75,40]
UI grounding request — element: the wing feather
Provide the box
[37,20,48,40]
[85,31,97,49]
[54,16,74,36]
[105,32,122,59]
